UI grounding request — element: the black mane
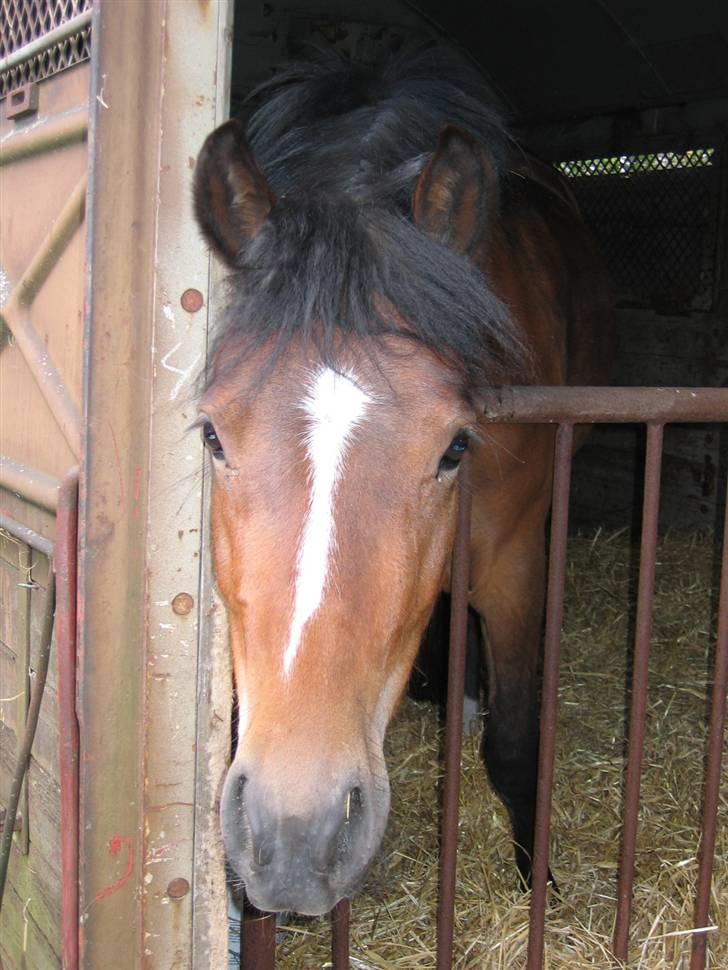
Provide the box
[212,45,529,394]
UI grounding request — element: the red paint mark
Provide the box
[93,835,134,902]
[108,422,125,509]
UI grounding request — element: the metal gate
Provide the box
[240,385,728,970]
[1,2,91,965]
[2,2,235,968]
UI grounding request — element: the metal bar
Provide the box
[331,898,350,968]
[436,452,473,970]
[0,105,88,166]
[0,566,56,910]
[480,386,728,424]
[689,480,728,970]
[526,422,574,970]
[0,510,54,559]
[0,306,82,457]
[16,542,31,854]
[0,176,86,458]
[4,176,87,307]
[613,423,664,961]
[0,454,60,511]
[56,467,80,970]
[240,907,276,969]
[0,10,92,75]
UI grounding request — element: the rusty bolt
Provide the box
[167,877,190,899]
[181,288,204,313]
[171,592,194,616]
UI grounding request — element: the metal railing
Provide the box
[240,386,728,969]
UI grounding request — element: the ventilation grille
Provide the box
[1,0,92,98]
[558,149,720,313]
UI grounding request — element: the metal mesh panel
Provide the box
[1,0,92,98]
[558,149,720,312]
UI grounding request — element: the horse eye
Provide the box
[438,431,469,476]
[201,421,225,460]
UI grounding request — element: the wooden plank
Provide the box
[0,723,62,884]
[0,877,60,970]
[0,652,58,782]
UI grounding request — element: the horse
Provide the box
[192,46,613,917]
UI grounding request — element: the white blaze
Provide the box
[283,367,371,676]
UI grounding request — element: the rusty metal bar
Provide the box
[481,386,728,424]
[6,176,87,307]
[16,541,31,855]
[689,481,728,970]
[0,509,54,559]
[0,454,60,511]
[526,422,574,970]
[0,176,86,458]
[56,467,80,970]
[613,423,664,961]
[0,305,82,457]
[436,452,473,970]
[0,105,88,166]
[240,907,276,969]
[331,898,350,968]
[0,10,92,75]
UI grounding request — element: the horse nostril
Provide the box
[346,786,363,825]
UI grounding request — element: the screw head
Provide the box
[167,877,190,899]
[181,288,204,313]
[171,592,194,616]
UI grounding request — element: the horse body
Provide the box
[193,48,612,916]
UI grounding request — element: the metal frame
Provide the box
[78,2,233,967]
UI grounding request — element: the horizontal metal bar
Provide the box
[0,105,88,166]
[0,455,60,511]
[481,387,728,424]
[0,10,92,76]
[0,509,54,559]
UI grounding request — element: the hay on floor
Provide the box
[252,530,727,968]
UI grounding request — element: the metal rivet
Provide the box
[171,592,194,616]
[180,288,204,313]
[166,877,190,899]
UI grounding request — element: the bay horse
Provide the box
[193,47,612,916]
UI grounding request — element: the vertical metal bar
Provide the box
[240,907,276,969]
[613,422,664,961]
[56,468,80,970]
[526,422,574,970]
[331,898,350,968]
[16,542,31,854]
[436,452,473,970]
[689,481,728,970]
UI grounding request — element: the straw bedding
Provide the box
[238,529,727,968]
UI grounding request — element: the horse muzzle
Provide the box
[220,760,390,915]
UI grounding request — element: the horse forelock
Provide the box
[204,45,531,401]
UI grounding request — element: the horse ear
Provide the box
[194,119,276,266]
[413,125,497,255]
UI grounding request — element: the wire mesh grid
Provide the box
[1,0,92,98]
[557,149,721,313]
